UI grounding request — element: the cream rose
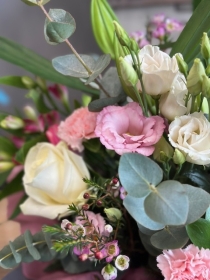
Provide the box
[124,45,179,96]
[159,73,190,121]
[20,141,89,219]
[168,112,210,165]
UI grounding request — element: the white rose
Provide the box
[159,74,190,121]
[168,112,210,165]
[124,45,179,96]
[20,141,89,219]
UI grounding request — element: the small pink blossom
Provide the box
[95,102,165,156]
[120,187,127,200]
[48,84,68,100]
[102,240,120,263]
[152,14,165,25]
[165,18,184,32]
[58,107,98,152]
[157,244,210,280]
[46,124,60,145]
[152,26,166,39]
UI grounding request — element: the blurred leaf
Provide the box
[91,0,118,59]
[138,231,162,257]
[83,138,101,153]
[0,172,23,200]
[0,37,99,95]
[26,89,51,113]
[0,137,17,156]
[15,134,47,164]
[21,0,50,6]
[150,226,189,249]
[9,194,27,220]
[0,76,28,89]
[186,218,210,248]
[45,9,76,44]
[192,0,203,10]
[119,153,163,198]
[144,180,189,226]
[0,171,11,188]
[88,94,126,112]
[52,54,95,78]
[170,0,210,64]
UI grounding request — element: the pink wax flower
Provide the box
[102,240,120,263]
[152,14,165,25]
[76,211,106,235]
[95,102,165,156]
[58,107,98,152]
[46,124,60,145]
[165,18,184,32]
[152,26,166,39]
[157,244,210,280]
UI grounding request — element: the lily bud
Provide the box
[187,58,205,96]
[21,76,35,89]
[119,57,138,87]
[202,74,210,99]
[104,208,122,222]
[175,53,188,78]
[113,21,131,48]
[173,149,186,165]
[1,116,24,130]
[24,106,37,121]
[201,32,210,61]
[153,136,174,162]
[0,162,14,173]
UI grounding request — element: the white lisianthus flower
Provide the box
[124,45,179,96]
[168,112,210,165]
[159,73,190,121]
[20,141,89,219]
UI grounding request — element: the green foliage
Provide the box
[0,76,29,89]
[192,0,203,10]
[15,134,47,164]
[91,0,119,59]
[45,9,76,44]
[88,94,126,112]
[170,0,210,64]
[26,89,51,113]
[0,37,99,95]
[0,172,24,200]
[0,137,17,157]
[0,230,57,269]
[83,138,101,153]
[21,0,50,6]
[186,218,210,248]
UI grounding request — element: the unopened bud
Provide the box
[78,254,88,261]
[102,264,117,280]
[187,58,205,96]
[0,162,14,173]
[175,53,188,78]
[173,149,186,165]
[21,76,35,89]
[0,151,12,161]
[202,74,210,99]
[104,208,122,222]
[1,116,24,130]
[113,21,131,48]
[153,137,174,162]
[201,32,210,61]
[130,38,139,53]
[104,224,113,233]
[23,106,37,121]
[119,57,138,87]
[95,251,104,260]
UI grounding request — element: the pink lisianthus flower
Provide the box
[95,102,165,156]
[58,107,98,152]
[46,124,60,145]
[157,244,210,280]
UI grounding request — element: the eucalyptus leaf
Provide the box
[21,0,50,6]
[184,184,210,225]
[123,195,164,231]
[170,0,210,64]
[0,76,28,89]
[45,9,76,44]
[119,153,163,198]
[0,37,99,95]
[85,54,111,84]
[52,54,95,78]
[139,231,162,257]
[137,223,158,236]
[144,180,189,226]
[205,206,210,221]
[24,231,41,260]
[88,94,126,112]
[150,226,189,250]
[26,89,51,113]
[186,218,210,249]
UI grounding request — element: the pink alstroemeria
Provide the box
[46,124,60,145]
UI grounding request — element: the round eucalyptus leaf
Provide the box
[119,153,163,198]
[21,0,50,6]
[205,206,210,221]
[150,226,189,249]
[123,195,164,230]
[45,9,76,44]
[144,180,189,226]
[85,54,111,84]
[139,231,162,257]
[52,55,95,78]
[183,184,210,225]
[137,223,158,236]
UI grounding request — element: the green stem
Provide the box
[134,86,145,115]
[190,95,196,113]
[154,98,159,115]
[198,95,204,112]
[207,98,210,121]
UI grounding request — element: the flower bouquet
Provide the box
[1,0,210,279]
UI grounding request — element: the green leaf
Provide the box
[0,37,99,95]
[0,171,11,188]
[0,172,24,200]
[9,194,27,220]
[192,0,203,11]
[186,218,210,248]
[184,184,210,225]
[170,0,210,64]
[0,137,17,157]
[119,153,163,198]
[138,231,162,257]
[24,231,41,260]
[123,195,164,230]
[85,54,111,84]
[21,0,50,6]
[150,226,189,250]
[91,0,118,59]
[45,9,76,44]
[83,138,101,153]
[88,94,126,112]
[26,89,51,113]
[144,180,189,226]
[52,54,95,78]
[0,76,28,89]
[15,134,47,164]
